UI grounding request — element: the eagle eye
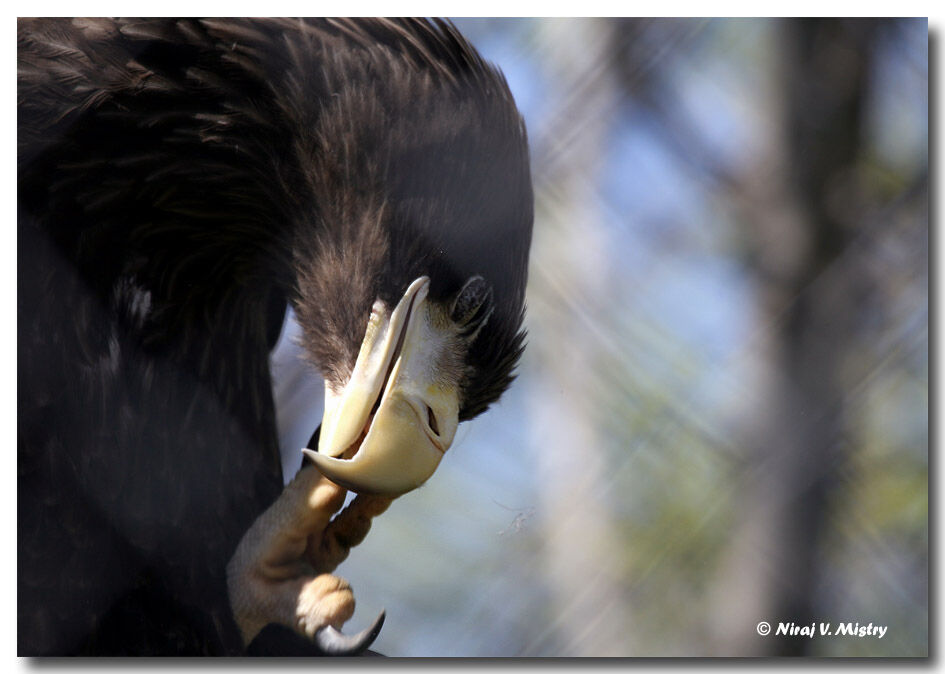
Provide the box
[450,276,494,337]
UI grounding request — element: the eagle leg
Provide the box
[226,465,390,653]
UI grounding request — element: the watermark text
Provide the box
[755,621,887,639]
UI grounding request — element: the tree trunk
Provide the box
[710,19,878,655]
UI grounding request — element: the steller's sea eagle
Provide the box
[18,17,532,656]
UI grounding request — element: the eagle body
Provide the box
[18,18,532,655]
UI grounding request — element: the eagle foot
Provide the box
[227,465,391,654]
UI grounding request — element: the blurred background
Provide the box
[288,18,927,656]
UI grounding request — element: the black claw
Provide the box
[313,610,386,656]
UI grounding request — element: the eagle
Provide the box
[18,18,532,656]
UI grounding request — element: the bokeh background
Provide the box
[278,18,928,656]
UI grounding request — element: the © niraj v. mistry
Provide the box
[776,622,888,639]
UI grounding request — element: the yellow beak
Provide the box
[302,277,459,495]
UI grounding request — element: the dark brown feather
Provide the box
[18,17,531,655]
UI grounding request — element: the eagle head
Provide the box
[288,21,533,495]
